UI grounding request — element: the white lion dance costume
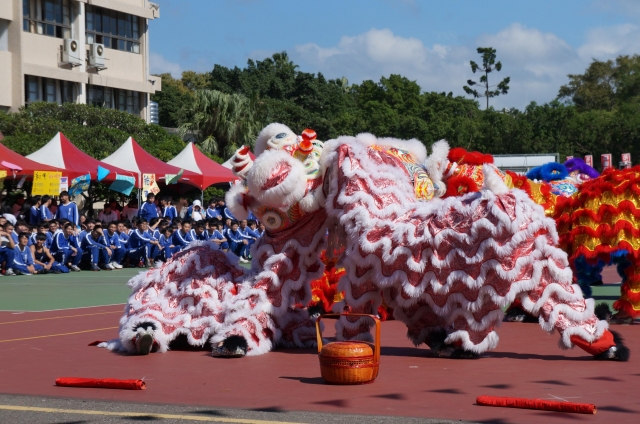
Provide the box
[101,124,628,361]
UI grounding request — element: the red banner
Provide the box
[585,155,593,167]
[601,154,612,170]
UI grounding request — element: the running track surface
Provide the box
[0,304,638,424]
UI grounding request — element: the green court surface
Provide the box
[591,283,622,309]
[0,267,623,312]
[0,269,140,311]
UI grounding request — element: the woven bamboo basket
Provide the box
[315,314,380,385]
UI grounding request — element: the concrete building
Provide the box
[0,0,161,122]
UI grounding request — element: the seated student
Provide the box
[225,221,252,263]
[50,222,82,272]
[250,220,264,238]
[206,199,222,219]
[206,220,227,251]
[128,219,161,268]
[104,222,125,269]
[147,217,162,259]
[158,227,175,262]
[172,219,193,253]
[79,219,96,240]
[30,222,49,247]
[11,222,29,245]
[12,232,43,275]
[80,225,113,271]
[0,223,16,276]
[191,221,208,241]
[29,196,42,225]
[172,217,182,231]
[31,233,69,274]
[56,191,79,227]
[161,197,177,221]
[237,219,258,261]
[39,195,53,222]
[47,220,61,249]
[117,221,130,249]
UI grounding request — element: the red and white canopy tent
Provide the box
[25,132,135,182]
[167,142,237,189]
[0,142,66,178]
[101,137,201,189]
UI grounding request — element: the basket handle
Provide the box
[315,313,381,364]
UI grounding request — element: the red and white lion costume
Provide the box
[101,125,627,361]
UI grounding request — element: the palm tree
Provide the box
[179,89,262,158]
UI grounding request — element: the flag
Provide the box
[69,173,91,196]
[97,165,110,182]
[165,169,184,185]
[109,174,136,196]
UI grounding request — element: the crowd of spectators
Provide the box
[0,192,264,276]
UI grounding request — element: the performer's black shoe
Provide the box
[594,331,630,361]
[212,335,248,358]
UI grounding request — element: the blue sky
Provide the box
[150,0,640,109]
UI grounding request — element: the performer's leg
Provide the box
[573,256,605,299]
[613,253,640,320]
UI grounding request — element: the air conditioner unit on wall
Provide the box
[62,39,83,66]
[89,43,106,68]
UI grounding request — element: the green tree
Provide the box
[557,55,640,111]
[463,47,510,109]
[150,73,192,127]
[178,89,262,158]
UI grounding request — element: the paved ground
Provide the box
[0,266,636,424]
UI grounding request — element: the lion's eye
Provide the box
[275,133,288,139]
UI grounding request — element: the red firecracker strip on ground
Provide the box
[476,396,596,414]
[55,377,146,390]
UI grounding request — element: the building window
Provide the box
[23,0,72,39]
[86,5,140,54]
[87,85,142,116]
[24,75,76,105]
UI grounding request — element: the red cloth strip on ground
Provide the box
[55,377,146,390]
[476,395,596,414]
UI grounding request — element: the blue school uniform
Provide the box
[138,201,159,221]
[128,229,155,263]
[158,233,174,261]
[208,229,227,250]
[50,232,82,266]
[0,241,15,272]
[56,202,79,226]
[118,231,130,249]
[163,205,177,220]
[13,245,43,274]
[172,229,193,253]
[206,207,222,219]
[80,233,110,266]
[223,208,236,220]
[10,231,19,245]
[104,231,126,265]
[29,206,40,225]
[39,204,53,221]
[226,228,251,257]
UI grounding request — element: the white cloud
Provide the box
[291,22,638,110]
[150,52,183,78]
[578,24,640,60]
